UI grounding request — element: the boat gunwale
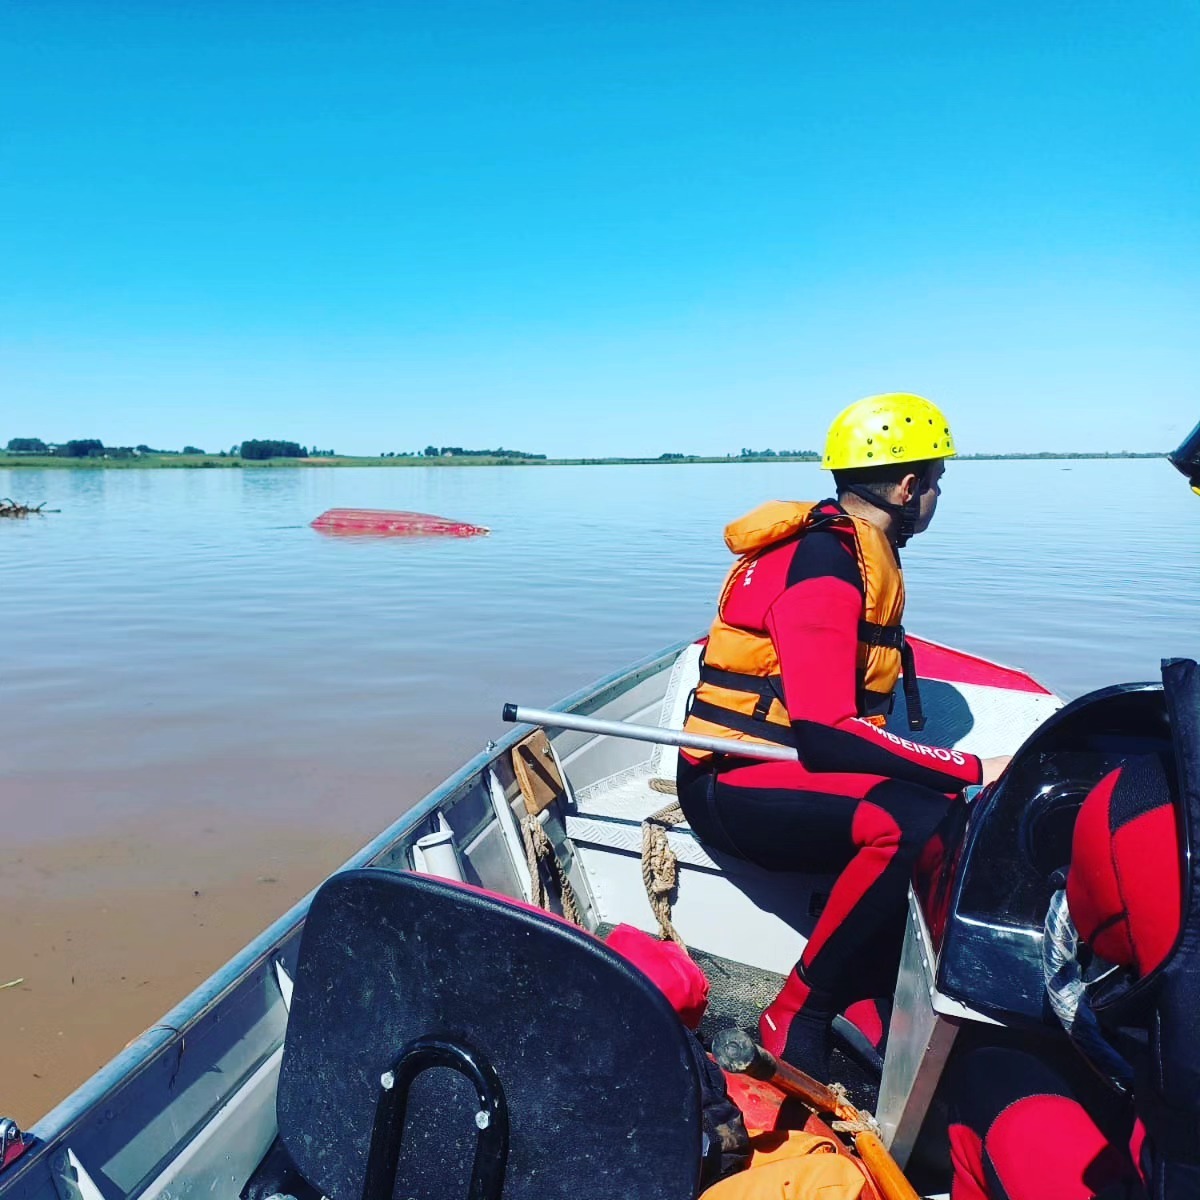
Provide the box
[15,638,691,1174]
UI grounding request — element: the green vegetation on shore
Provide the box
[0,449,1168,469]
[0,434,1168,469]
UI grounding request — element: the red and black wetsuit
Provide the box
[947,1045,1145,1200]
[949,754,1181,1200]
[677,509,981,1074]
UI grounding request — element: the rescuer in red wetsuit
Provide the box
[948,420,1200,1200]
[947,754,1177,1200]
[676,393,1011,1078]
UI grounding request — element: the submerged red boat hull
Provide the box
[311,509,490,537]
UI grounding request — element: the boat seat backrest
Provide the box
[277,869,703,1200]
[649,641,704,777]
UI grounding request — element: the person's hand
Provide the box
[979,755,1013,788]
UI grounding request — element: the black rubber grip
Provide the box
[501,703,518,723]
[711,1028,770,1079]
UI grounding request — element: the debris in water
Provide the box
[0,499,56,518]
[311,508,490,537]
[0,978,24,990]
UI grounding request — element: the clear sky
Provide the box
[3,2,1197,457]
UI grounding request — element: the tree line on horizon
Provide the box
[3,437,540,460]
[5,437,210,458]
[3,437,339,459]
[5,437,1169,463]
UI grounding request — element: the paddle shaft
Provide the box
[500,704,798,763]
[853,1133,922,1200]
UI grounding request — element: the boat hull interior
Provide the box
[3,636,1078,1200]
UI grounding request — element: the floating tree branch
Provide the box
[0,498,58,517]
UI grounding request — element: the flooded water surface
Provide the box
[1,458,1197,1120]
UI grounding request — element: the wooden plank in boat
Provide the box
[512,729,566,816]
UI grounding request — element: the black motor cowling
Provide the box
[914,680,1171,1027]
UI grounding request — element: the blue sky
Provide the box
[3,2,1197,456]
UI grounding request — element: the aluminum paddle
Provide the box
[500,703,798,763]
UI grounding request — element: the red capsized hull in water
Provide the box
[311,509,490,537]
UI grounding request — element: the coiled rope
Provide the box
[641,799,687,944]
[520,813,583,926]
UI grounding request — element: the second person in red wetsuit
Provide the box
[677,393,1010,1078]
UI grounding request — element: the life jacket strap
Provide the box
[857,619,904,649]
[684,697,796,747]
[699,653,910,729]
[857,620,924,730]
[697,663,785,721]
[900,638,926,732]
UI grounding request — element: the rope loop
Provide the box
[640,801,688,945]
[520,813,583,926]
[827,1083,880,1135]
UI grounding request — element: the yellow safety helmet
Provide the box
[823,393,957,471]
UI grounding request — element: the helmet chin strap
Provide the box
[843,484,921,548]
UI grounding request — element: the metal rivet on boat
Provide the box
[474,1110,491,1130]
[380,1070,395,1090]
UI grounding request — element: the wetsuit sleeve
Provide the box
[765,532,982,790]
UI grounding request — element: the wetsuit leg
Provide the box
[948,1047,1143,1200]
[678,756,952,1076]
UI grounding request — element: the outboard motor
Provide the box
[922,679,1171,1025]
[875,676,1171,1165]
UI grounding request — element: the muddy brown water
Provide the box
[2,824,357,1123]
[2,460,1197,1124]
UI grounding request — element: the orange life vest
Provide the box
[700,1128,867,1199]
[683,500,921,760]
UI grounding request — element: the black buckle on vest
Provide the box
[855,621,922,730]
[697,663,785,719]
[858,620,905,650]
[685,698,796,747]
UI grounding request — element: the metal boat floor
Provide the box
[691,942,787,1044]
[597,922,785,1043]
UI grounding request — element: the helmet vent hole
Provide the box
[867,452,874,458]
[882,424,889,431]
[906,416,912,423]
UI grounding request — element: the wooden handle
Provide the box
[711,1029,843,1114]
[854,1132,922,1200]
[769,1052,847,1117]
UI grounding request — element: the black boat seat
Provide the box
[277,868,704,1200]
